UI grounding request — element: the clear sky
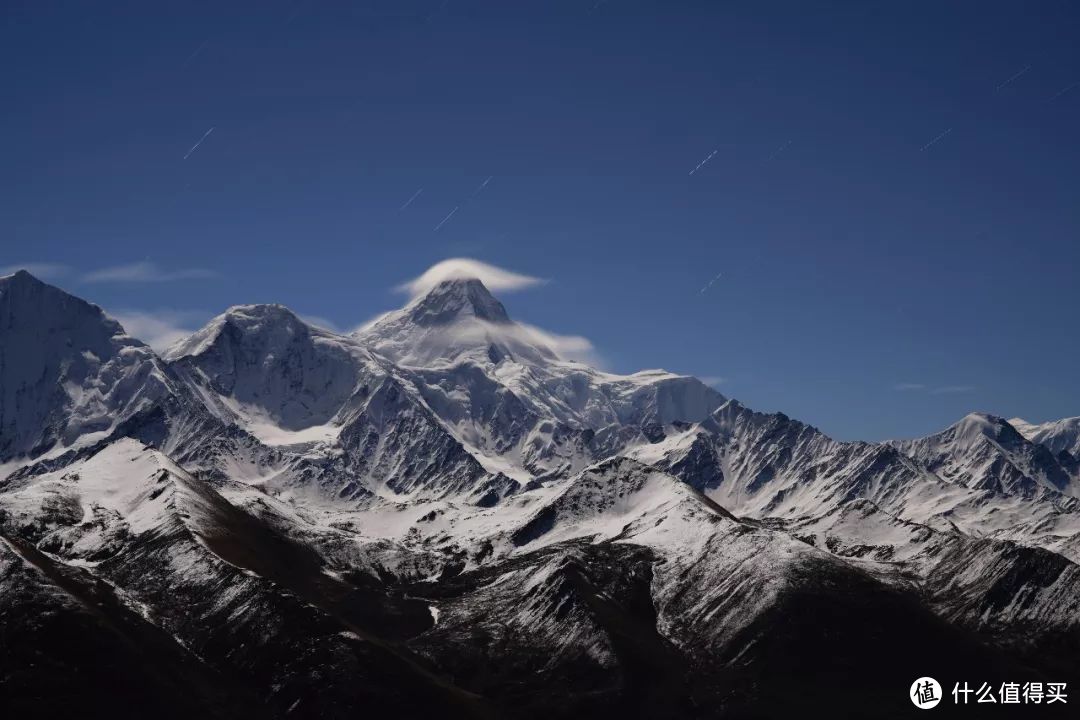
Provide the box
[3,1,1078,441]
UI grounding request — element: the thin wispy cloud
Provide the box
[894,382,975,395]
[352,311,392,335]
[108,309,207,352]
[930,385,975,395]
[0,262,72,280]
[298,313,373,335]
[298,313,343,333]
[397,258,545,299]
[699,376,728,387]
[183,127,215,160]
[516,322,601,366]
[83,261,218,284]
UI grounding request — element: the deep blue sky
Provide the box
[3,0,1079,441]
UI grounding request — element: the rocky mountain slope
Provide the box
[2,268,1079,718]
[0,270,203,465]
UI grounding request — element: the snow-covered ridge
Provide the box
[154,276,726,496]
[4,268,1075,525]
[0,270,183,464]
[891,412,1078,497]
[1,269,1077,549]
[4,268,1080,716]
[164,303,380,442]
[1011,415,1080,459]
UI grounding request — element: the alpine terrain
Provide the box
[2,267,1079,719]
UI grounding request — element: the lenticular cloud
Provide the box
[396,258,545,299]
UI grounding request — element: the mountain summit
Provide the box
[355,277,560,367]
[891,412,1078,497]
[165,304,380,440]
[0,270,182,462]
[403,278,512,326]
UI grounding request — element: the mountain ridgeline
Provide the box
[2,269,1079,719]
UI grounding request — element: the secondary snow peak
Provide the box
[163,302,385,437]
[0,272,184,463]
[164,304,314,361]
[1011,416,1080,459]
[891,412,1079,498]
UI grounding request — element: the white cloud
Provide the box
[83,261,218,284]
[300,312,389,336]
[396,258,545,299]
[363,259,602,366]
[351,311,392,335]
[894,382,975,395]
[0,262,72,280]
[298,313,343,333]
[698,376,728,387]
[109,309,207,353]
[516,322,602,366]
[930,385,975,395]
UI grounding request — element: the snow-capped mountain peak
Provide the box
[355,277,560,367]
[891,412,1077,497]
[0,271,180,464]
[403,278,512,326]
[164,303,381,441]
[164,304,313,361]
[2,268,39,285]
[948,412,1027,451]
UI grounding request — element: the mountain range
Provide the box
[2,267,1079,718]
